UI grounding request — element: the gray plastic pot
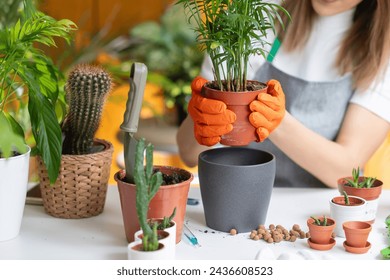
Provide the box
[198,147,275,233]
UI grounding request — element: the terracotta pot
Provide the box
[202,81,267,146]
[115,166,193,243]
[329,195,367,237]
[307,217,336,245]
[338,177,383,223]
[343,221,372,248]
[38,139,113,219]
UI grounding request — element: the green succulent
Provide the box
[346,167,376,188]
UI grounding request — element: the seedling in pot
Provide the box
[342,191,350,205]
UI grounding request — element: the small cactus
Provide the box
[134,138,163,251]
[62,64,112,155]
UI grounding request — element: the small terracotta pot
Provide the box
[343,221,372,248]
[115,166,193,243]
[202,81,267,146]
[307,217,336,245]
[338,177,383,201]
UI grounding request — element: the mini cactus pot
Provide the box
[306,217,336,245]
[128,241,169,260]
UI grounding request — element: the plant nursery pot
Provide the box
[37,139,113,219]
[202,81,267,146]
[198,147,275,233]
[306,217,336,245]
[115,166,193,243]
[134,229,175,259]
[128,241,169,260]
[329,195,367,237]
[338,177,383,223]
[0,146,30,241]
[343,221,372,248]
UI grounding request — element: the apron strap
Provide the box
[266,37,281,63]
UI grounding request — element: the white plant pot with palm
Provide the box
[0,146,30,241]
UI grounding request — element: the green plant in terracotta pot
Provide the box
[338,167,383,223]
[176,0,291,146]
[306,216,336,251]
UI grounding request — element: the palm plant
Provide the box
[0,0,76,183]
[177,0,290,92]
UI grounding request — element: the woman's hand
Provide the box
[187,77,236,146]
[249,79,286,142]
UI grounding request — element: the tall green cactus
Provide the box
[134,138,163,251]
[62,64,112,155]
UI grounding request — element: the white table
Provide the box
[0,185,388,260]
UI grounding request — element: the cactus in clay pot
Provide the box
[62,64,112,155]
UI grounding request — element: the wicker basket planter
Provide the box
[37,139,113,219]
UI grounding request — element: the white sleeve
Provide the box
[350,63,390,123]
[199,55,214,80]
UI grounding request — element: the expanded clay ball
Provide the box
[230,228,237,235]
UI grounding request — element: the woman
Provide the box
[176,0,390,188]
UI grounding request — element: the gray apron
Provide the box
[248,61,354,188]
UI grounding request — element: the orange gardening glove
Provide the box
[188,76,236,146]
[249,79,286,142]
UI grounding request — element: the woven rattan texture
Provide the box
[38,139,113,218]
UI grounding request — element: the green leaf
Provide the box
[28,90,62,184]
[0,111,26,157]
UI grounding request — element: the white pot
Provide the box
[0,146,31,241]
[134,225,176,259]
[329,195,368,238]
[128,240,171,260]
[365,198,379,223]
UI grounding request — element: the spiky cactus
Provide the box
[134,138,163,251]
[62,64,112,155]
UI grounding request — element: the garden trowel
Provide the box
[120,62,147,184]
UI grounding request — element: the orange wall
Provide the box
[39,0,174,60]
